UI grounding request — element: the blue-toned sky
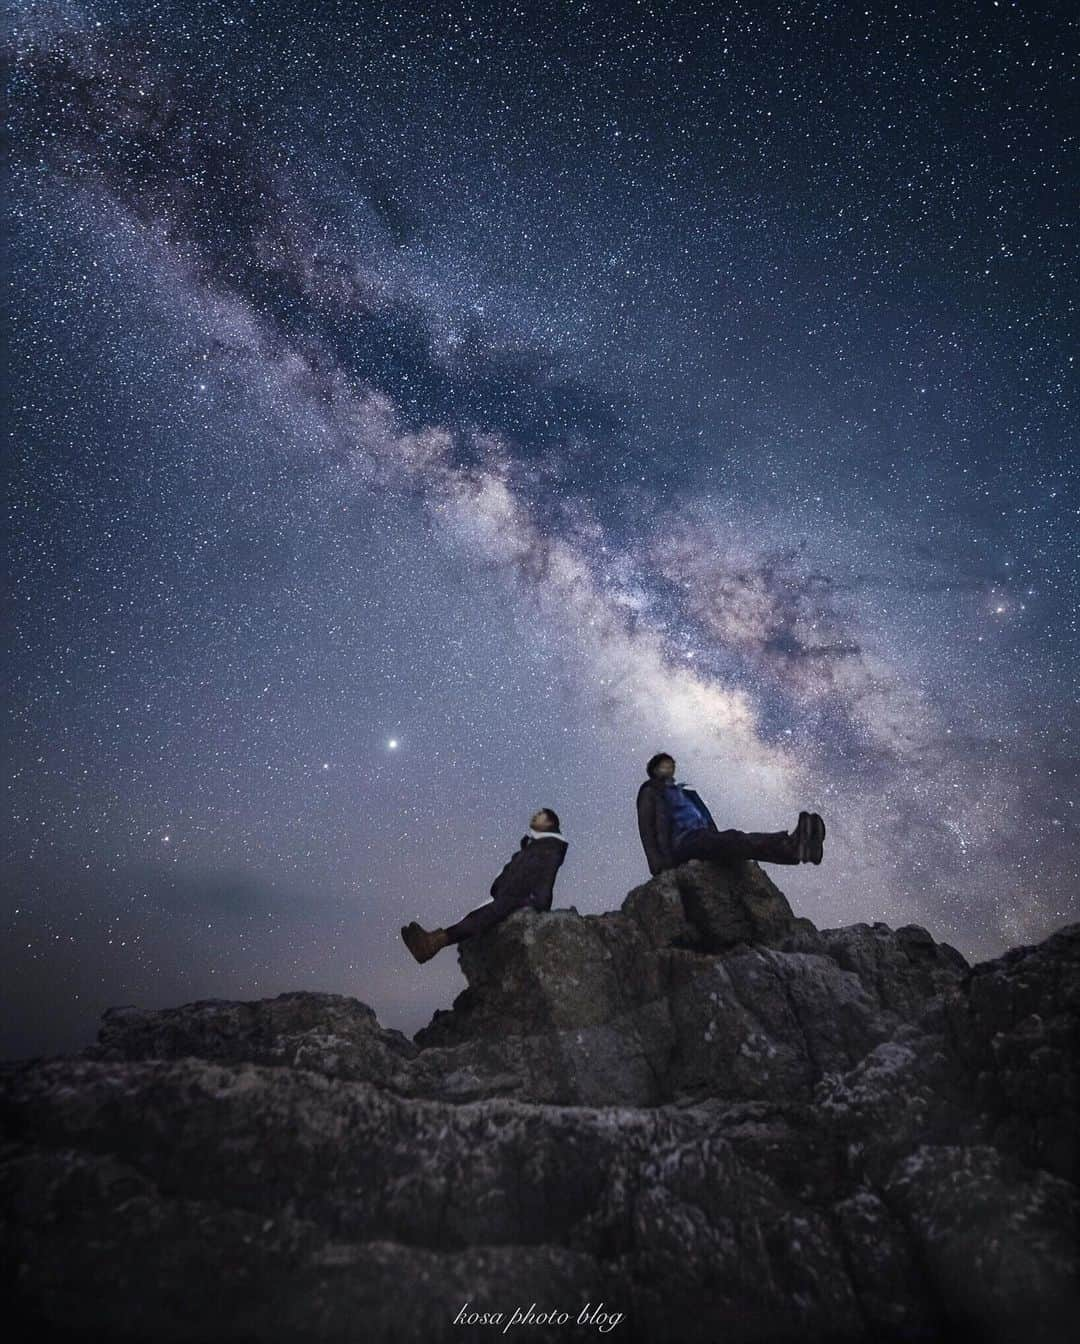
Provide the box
[3,0,1077,1059]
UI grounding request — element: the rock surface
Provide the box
[1,857,1077,1342]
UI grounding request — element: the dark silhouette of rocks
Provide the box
[1,858,1077,1342]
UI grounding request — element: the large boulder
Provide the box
[942,922,1080,1183]
[621,857,821,953]
[408,860,968,1108]
[816,920,970,1018]
[83,990,418,1082]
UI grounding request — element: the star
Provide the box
[4,0,1075,1065]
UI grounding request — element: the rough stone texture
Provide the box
[941,923,1080,1184]
[90,990,419,1082]
[2,855,1077,1343]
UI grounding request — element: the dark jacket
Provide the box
[489,834,569,910]
[636,778,718,876]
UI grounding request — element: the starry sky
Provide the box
[3,0,1078,1061]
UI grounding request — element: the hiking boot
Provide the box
[792,811,813,862]
[807,812,825,864]
[401,923,451,963]
[791,811,826,863]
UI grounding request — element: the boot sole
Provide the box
[795,811,812,862]
[401,925,432,963]
[809,813,825,864]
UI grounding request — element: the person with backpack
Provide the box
[401,807,568,963]
[636,752,825,877]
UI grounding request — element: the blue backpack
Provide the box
[665,783,712,843]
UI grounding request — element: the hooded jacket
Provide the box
[489,831,569,910]
[636,777,718,876]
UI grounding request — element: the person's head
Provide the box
[645,752,676,782]
[530,807,561,833]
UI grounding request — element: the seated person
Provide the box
[636,752,824,876]
[401,808,568,964]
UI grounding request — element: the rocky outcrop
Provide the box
[1,857,1077,1343]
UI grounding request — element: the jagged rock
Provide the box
[418,905,664,1044]
[880,1144,1080,1341]
[817,920,970,1019]
[662,945,894,1103]
[2,856,1077,1343]
[79,989,419,1093]
[622,858,819,953]
[942,922,1080,1183]
[408,861,968,1108]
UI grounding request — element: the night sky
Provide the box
[4,0,1078,1061]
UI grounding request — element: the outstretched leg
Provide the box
[674,826,801,866]
[672,812,825,867]
[402,886,537,963]
[445,887,537,943]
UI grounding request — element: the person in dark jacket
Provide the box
[400,808,568,964]
[636,752,825,876]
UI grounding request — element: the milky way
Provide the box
[4,0,1078,1056]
